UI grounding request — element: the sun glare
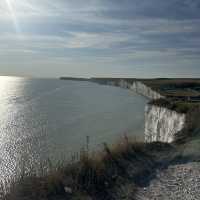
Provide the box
[5,0,21,35]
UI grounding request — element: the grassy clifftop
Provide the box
[91,78,200,100]
[60,77,200,102]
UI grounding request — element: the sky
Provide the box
[0,0,200,78]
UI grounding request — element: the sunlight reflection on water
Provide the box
[0,76,147,182]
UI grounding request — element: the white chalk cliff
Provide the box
[94,79,186,143]
[130,81,164,99]
[145,105,186,143]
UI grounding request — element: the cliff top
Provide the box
[141,79,200,100]
[91,78,200,98]
[60,77,200,104]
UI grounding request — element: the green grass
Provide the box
[149,98,200,114]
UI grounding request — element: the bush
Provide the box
[175,105,200,143]
[149,98,198,114]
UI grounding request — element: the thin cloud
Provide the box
[0,0,200,77]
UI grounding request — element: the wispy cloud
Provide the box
[0,0,200,77]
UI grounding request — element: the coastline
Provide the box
[2,77,200,200]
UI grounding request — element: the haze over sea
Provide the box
[0,76,147,181]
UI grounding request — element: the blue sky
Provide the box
[0,0,200,78]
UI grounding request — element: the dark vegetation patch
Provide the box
[149,98,199,114]
[142,79,200,100]
[175,106,200,144]
[60,77,89,81]
[142,79,200,90]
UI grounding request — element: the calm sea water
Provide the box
[0,76,147,180]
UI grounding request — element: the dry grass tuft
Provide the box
[1,136,172,200]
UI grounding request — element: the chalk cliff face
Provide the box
[130,81,164,99]
[93,79,186,143]
[119,79,132,89]
[104,79,132,89]
[145,105,186,143]
[102,80,164,99]
[117,80,186,143]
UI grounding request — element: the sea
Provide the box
[0,76,147,181]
